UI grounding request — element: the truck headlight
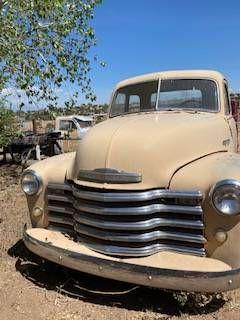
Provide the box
[210,180,240,216]
[21,170,42,195]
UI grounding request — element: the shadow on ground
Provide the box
[8,240,227,316]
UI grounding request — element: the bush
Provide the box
[0,106,18,147]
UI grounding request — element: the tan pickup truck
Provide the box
[21,70,240,292]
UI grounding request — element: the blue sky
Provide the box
[88,0,240,104]
[5,0,240,109]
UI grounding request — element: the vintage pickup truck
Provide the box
[22,70,240,292]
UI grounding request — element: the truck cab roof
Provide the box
[116,70,226,89]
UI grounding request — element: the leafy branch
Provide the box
[0,0,103,109]
[0,99,19,147]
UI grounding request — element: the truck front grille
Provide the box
[47,183,206,257]
[47,184,75,235]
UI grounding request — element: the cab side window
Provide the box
[59,120,76,131]
[111,93,126,116]
[59,120,71,130]
[224,82,231,115]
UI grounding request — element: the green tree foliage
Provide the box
[0,0,102,108]
[0,103,18,147]
[20,102,108,120]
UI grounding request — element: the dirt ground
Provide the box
[1,162,240,320]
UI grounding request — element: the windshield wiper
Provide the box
[177,107,199,113]
[160,106,200,113]
[159,108,181,112]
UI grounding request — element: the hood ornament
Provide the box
[77,168,142,184]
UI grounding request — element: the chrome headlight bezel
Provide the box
[21,170,42,196]
[210,179,240,216]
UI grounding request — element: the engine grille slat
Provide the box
[74,223,206,244]
[48,214,74,226]
[48,183,72,191]
[74,213,204,231]
[46,183,206,257]
[48,205,75,215]
[76,237,206,257]
[74,201,203,216]
[72,186,203,203]
[47,194,73,203]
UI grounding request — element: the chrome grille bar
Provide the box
[74,223,206,244]
[76,238,206,257]
[48,205,75,215]
[47,194,73,203]
[74,201,203,216]
[47,184,74,232]
[74,214,204,231]
[48,214,73,226]
[72,186,203,203]
[48,183,72,191]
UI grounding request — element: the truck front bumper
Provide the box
[23,226,240,292]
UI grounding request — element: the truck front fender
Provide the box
[170,152,240,268]
[24,152,76,228]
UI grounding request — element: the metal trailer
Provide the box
[3,131,62,164]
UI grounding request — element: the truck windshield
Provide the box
[75,119,92,128]
[157,79,218,111]
[110,81,158,117]
[110,79,218,117]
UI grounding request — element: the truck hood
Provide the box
[69,112,231,190]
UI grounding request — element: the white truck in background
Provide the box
[3,115,94,165]
[54,115,94,153]
[55,115,94,139]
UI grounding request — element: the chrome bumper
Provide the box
[23,226,240,293]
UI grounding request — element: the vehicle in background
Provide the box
[55,115,94,139]
[53,115,94,153]
[3,131,62,164]
[22,70,240,293]
[2,115,94,163]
